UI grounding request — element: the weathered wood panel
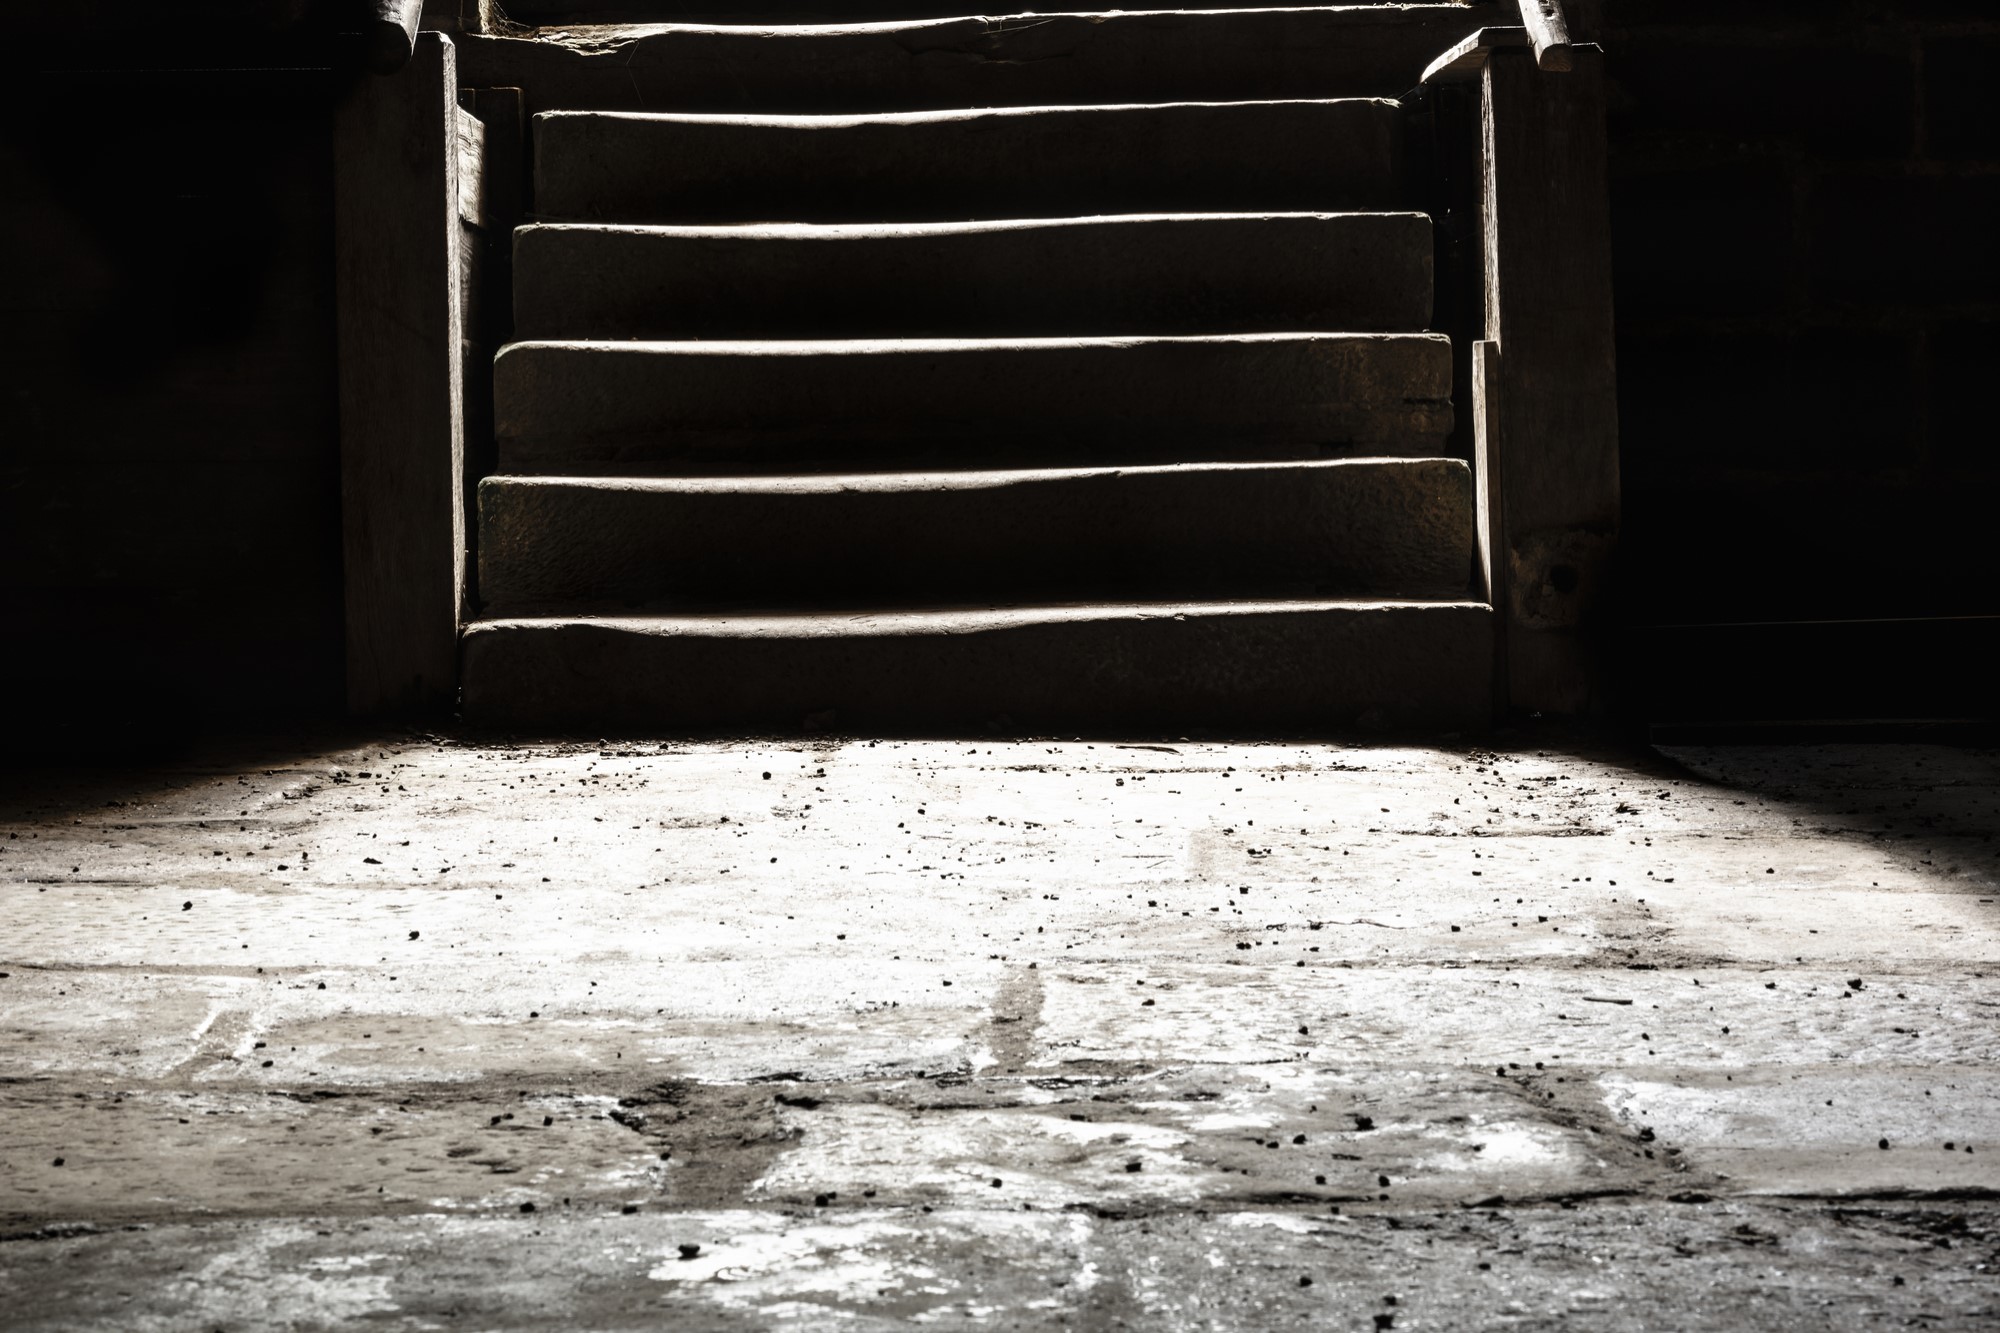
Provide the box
[1480,46,1619,714]
[335,33,465,716]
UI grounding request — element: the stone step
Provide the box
[533,101,1405,225]
[477,458,1474,613]
[504,0,1454,23]
[459,601,1492,734]
[458,8,1488,115]
[513,214,1433,340]
[494,334,1454,472]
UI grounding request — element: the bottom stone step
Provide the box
[460,601,1491,735]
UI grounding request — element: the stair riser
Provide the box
[494,336,1454,471]
[513,215,1434,340]
[532,102,1405,224]
[478,460,1475,613]
[460,604,1493,735]
[458,10,1488,115]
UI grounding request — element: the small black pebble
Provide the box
[622,1203,640,1215]
[1299,1276,1313,1288]
[52,1157,64,1167]
[543,1116,553,1127]
[1879,1138,1891,1150]
[520,1202,536,1213]
[991,1178,1003,1188]
[1293,1134,1306,1145]
[1125,1161,1142,1173]
[409,931,420,940]
[678,1243,702,1260]
[814,1193,831,1207]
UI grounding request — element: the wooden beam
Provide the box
[1515,0,1574,73]
[1480,46,1619,713]
[336,32,465,717]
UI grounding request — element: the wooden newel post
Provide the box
[1479,45,1620,714]
[336,32,467,716]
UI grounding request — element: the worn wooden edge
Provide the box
[1472,339,1508,717]
[1421,27,1529,85]
[1477,45,1619,716]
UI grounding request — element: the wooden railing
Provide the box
[1416,0,1620,715]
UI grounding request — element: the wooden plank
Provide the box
[336,32,465,716]
[1472,339,1509,718]
[1480,46,1619,714]
[455,87,524,604]
[1471,339,1503,609]
[1514,0,1574,73]
[453,104,488,229]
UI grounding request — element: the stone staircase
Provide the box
[458,1,1501,734]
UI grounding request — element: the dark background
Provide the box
[3,0,1992,749]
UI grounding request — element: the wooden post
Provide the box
[1480,45,1619,714]
[336,32,465,716]
[369,0,427,73]
[455,86,524,607]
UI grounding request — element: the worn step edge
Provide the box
[512,212,1434,339]
[477,458,1475,612]
[494,332,1455,468]
[458,8,1489,113]
[459,600,1493,735]
[532,100,1406,222]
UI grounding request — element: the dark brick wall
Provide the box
[1602,0,2000,628]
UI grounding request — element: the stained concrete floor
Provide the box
[1,731,1996,1328]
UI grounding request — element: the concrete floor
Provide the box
[2,732,1996,1328]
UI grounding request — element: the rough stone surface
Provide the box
[511,214,1435,340]
[493,334,1455,471]
[3,737,1996,1326]
[531,102,1406,224]
[476,459,1475,613]
[458,601,1492,733]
